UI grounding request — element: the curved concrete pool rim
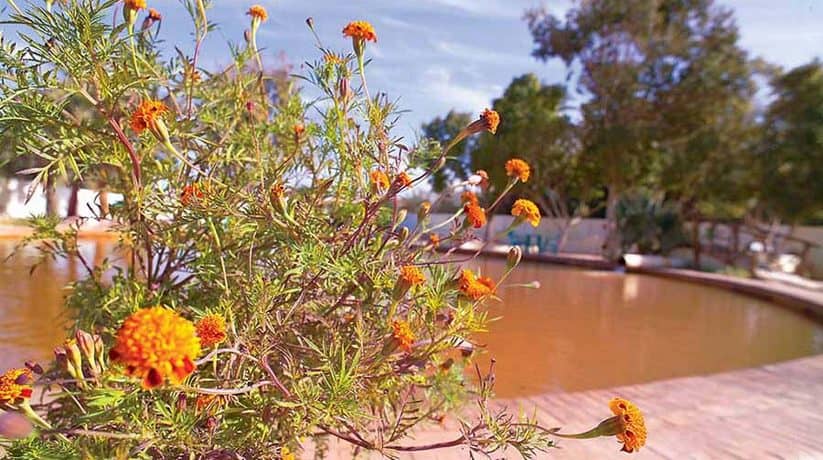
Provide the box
[448,246,823,322]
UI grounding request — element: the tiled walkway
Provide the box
[316,354,823,459]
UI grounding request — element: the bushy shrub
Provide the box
[0,1,645,458]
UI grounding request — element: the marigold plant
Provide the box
[0,1,638,457]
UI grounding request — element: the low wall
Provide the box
[0,178,123,219]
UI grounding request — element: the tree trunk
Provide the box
[603,184,622,261]
[692,218,702,270]
[45,175,59,218]
[67,181,80,217]
[98,190,110,218]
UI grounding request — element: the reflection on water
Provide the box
[0,239,117,373]
[2,240,821,398]
[474,258,823,398]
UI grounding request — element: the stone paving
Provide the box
[315,354,823,459]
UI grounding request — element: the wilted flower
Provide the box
[109,307,201,389]
[0,369,33,406]
[463,203,486,228]
[293,123,305,143]
[394,172,412,188]
[511,199,541,227]
[457,269,495,300]
[196,314,228,348]
[391,320,415,353]
[195,394,222,415]
[505,158,530,182]
[142,7,161,31]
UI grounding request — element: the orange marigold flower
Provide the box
[511,199,541,227]
[195,314,227,348]
[480,108,499,134]
[505,158,530,182]
[180,183,204,206]
[610,398,647,453]
[130,99,168,135]
[461,191,479,206]
[457,269,495,300]
[391,320,415,353]
[195,394,221,414]
[370,169,390,192]
[0,368,33,405]
[109,307,201,389]
[342,20,377,43]
[271,183,285,199]
[463,203,486,228]
[429,233,440,247]
[293,123,305,137]
[399,265,425,286]
[124,0,146,11]
[147,8,161,20]
[247,4,268,22]
[394,172,412,188]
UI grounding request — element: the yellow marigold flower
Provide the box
[130,99,168,135]
[391,320,415,353]
[369,169,390,192]
[281,446,296,460]
[511,199,541,227]
[195,314,227,348]
[180,183,204,206]
[610,398,647,453]
[342,20,377,43]
[461,191,479,206]
[109,307,201,389]
[124,0,146,11]
[0,369,33,405]
[457,269,495,300]
[247,4,268,22]
[394,172,412,188]
[463,203,486,228]
[505,158,530,182]
[399,265,425,286]
[480,108,500,134]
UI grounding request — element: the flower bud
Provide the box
[397,226,410,243]
[506,246,522,269]
[417,201,431,222]
[93,334,107,372]
[433,156,446,171]
[64,339,84,379]
[393,209,407,231]
[177,393,188,412]
[76,330,98,375]
[24,361,43,375]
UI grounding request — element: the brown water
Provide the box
[2,240,821,399]
[473,258,823,398]
[0,239,117,373]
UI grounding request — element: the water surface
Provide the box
[473,258,823,397]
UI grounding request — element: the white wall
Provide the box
[0,178,122,219]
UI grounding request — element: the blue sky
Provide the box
[27,0,823,139]
[173,0,821,139]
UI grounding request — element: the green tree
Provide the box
[759,60,823,225]
[526,0,759,260]
[472,74,595,248]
